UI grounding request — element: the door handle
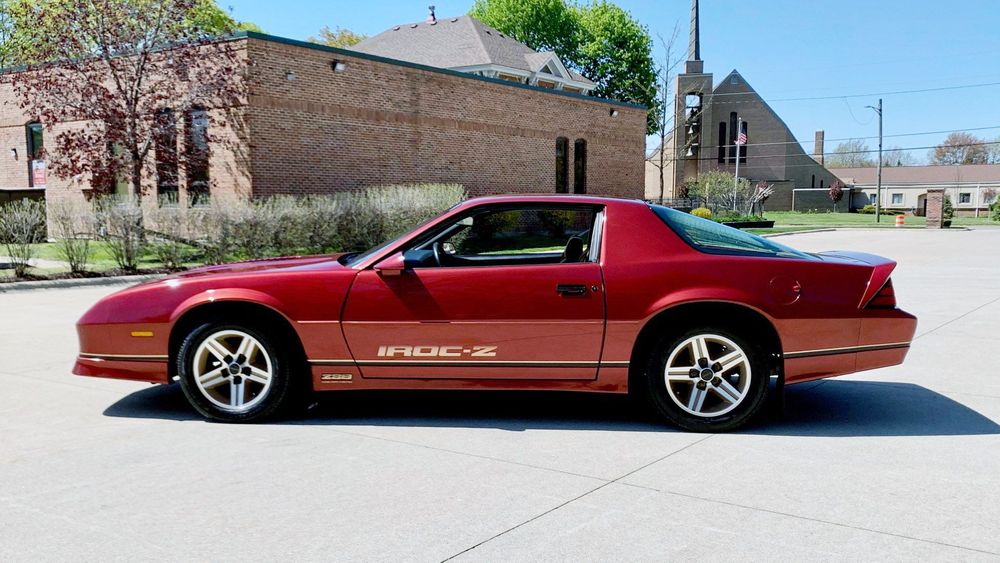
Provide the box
[556,284,588,296]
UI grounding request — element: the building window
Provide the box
[891,193,903,205]
[739,121,748,163]
[819,179,824,189]
[26,122,43,187]
[959,192,971,204]
[185,107,210,207]
[717,122,727,163]
[573,139,587,194]
[536,80,557,89]
[154,109,178,204]
[555,137,569,193]
[563,86,582,94]
[728,112,737,163]
[869,193,877,205]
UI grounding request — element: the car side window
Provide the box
[428,206,598,267]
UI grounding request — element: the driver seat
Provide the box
[561,236,585,263]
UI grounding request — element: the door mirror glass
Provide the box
[403,249,436,269]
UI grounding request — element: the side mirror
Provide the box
[373,253,407,276]
[403,249,436,269]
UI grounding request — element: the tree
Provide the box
[828,180,844,211]
[307,26,367,48]
[687,169,751,211]
[470,0,579,62]
[930,131,989,165]
[0,0,260,67]
[986,136,1000,165]
[881,146,917,167]
[646,27,680,204]
[9,0,247,198]
[471,0,658,133]
[574,1,657,132]
[825,139,875,168]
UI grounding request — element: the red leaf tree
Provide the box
[828,180,845,211]
[7,0,246,198]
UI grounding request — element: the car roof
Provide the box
[453,194,646,210]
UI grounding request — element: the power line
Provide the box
[707,80,1000,102]
[686,141,998,166]
[682,124,1000,151]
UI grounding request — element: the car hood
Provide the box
[167,254,345,280]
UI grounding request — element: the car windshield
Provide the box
[650,205,814,260]
[339,213,445,266]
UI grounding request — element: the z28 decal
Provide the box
[376,345,498,358]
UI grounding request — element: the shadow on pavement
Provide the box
[103,379,999,437]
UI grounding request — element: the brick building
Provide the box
[645,0,841,211]
[0,29,646,213]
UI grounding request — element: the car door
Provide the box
[341,204,606,380]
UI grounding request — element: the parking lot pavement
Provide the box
[1,228,999,561]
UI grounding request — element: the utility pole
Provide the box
[867,99,884,222]
[733,116,742,211]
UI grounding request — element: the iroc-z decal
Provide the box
[377,345,498,358]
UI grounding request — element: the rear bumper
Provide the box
[73,354,170,384]
[784,308,917,384]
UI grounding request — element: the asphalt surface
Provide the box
[1,228,999,561]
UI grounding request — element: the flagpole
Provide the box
[733,116,742,211]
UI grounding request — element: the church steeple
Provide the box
[685,0,704,73]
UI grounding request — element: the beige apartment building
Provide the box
[831,164,1000,217]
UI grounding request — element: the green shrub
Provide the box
[148,200,191,270]
[48,198,94,274]
[690,207,712,219]
[537,209,575,236]
[0,198,46,277]
[857,204,895,216]
[942,195,954,222]
[990,201,1000,222]
[94,196,146,272]
[471,210,518,242]
[715,213,764,223]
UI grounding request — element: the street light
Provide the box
[865,99,883,222]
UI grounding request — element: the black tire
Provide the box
[177,322,299,423]
[642,326,769,432]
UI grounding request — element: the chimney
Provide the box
[427,5,437,24]
[814,130,825,165]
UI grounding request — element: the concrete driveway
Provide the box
[1,228,998,561]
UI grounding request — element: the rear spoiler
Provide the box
[818,251,897,309]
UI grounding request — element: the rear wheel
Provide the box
[177,323,296,422]
[644,327,769,432]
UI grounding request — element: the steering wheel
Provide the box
[432,241,444,267]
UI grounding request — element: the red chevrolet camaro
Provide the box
[74,195,917,431]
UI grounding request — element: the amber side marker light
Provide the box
[130,331,154,338]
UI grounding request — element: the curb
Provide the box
[763,228,836,238]
[0,273,165,293]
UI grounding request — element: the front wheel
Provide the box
[644,328,769,432]
[177,323,297,422]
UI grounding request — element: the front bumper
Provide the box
[73,354,170,384]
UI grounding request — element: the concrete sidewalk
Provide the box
[0,229,998,561]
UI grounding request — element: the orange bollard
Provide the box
[895,214,905,227]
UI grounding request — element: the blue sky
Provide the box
[225,0,1000,161]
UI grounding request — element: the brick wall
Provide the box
[244,36,646,200]
[1,33,646,231]
[925,188,944,228]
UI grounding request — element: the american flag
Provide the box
[736,129,747,145]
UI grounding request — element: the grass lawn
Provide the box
[1,242,199,281]
[762,211,997,229]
